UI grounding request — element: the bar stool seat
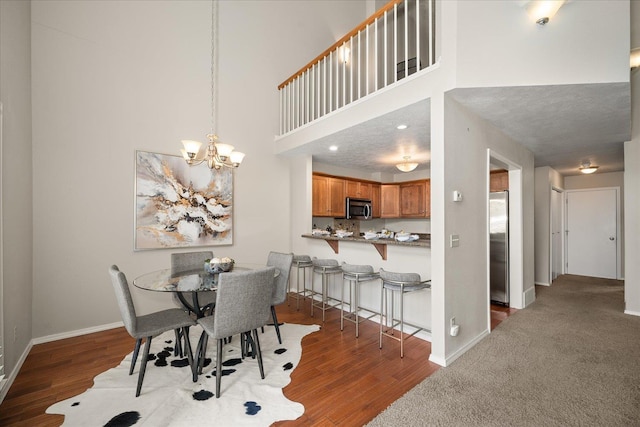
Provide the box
[288,254,313,310]
[311,258,342,321]
[379,268,431,358]
[341,263,380,337]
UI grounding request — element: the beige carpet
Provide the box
[367,275,640,427]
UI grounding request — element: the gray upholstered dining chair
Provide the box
[196,267,276,398]
[171,251,216,315]
[108,265,197,397]
[266,251,294,344]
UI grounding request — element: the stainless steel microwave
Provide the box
[345,197,372,220]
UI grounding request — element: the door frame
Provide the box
[550,186,564,283]
[564,187,621,280]
[486,150,525,333]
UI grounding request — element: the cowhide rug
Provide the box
[47,323,320,426]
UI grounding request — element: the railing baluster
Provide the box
[404,0,408,80]
[374,15,378,91]
[429,0,434,66]
[394,3,398,83]
[357,30,361,100]
[366,23,370,95]
[349,37,353,103]
[384,9,388,87]
[416,0,421,72]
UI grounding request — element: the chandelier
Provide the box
[180,0,245,170]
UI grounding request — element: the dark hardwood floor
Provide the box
[0,298,513,426]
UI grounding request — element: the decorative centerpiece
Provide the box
[205,256,234,273]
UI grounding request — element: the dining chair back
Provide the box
[266,251,294,344]
[108,265,196,397]
[171,251,216,314]
[196,267,276,397]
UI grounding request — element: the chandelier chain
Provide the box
[210,0,218,137]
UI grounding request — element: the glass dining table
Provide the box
[133,263,278,318]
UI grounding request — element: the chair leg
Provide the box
[182,327,197,382]
[379,285,385,349]
[136,337,153,397]
[215,338,223,398]
[252,329,265,379]
[198,332,209,375]
[130,338,142,375]
[271,306,282,344]
[174,329,183,358]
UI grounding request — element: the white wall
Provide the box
[30,0,368,338]
[437,95,535,365]
[455,0,629,88]
[0,0,33,384]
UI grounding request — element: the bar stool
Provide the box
[287,254,313,310]
[379,268,431,358]
[311,258,342,321]
[341,263,380,337]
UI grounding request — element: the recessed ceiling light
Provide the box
[329,145,338,151]
[396,124,408,130]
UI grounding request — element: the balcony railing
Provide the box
[278,0,436,136]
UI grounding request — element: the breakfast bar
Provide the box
[301,233,430,260]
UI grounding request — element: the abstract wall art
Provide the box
[135,150,233,250]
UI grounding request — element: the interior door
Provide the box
[551,188,563,281]
[566,188,618,279]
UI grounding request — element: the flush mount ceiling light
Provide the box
[396,156,419,172]
[180,0,245,170]
[396,124,408,130]
[526,0,565,25]
[579,161,599,174]
[329,145,338,151]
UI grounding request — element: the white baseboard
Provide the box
[624,309,640,317]
[535,281,550,286]
[32,321,124,345]
[442,329,490,367]
[0,340,33,404]
[428,353,446,367]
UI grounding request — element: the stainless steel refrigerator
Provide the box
[490,191,509,305]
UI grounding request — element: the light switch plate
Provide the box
[450,234,460,247]
[453,190,463,202]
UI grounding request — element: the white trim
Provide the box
[0,101,4,394]
[32,321,124,345]
[535,281,550,286]
[624,310,640,317]
[0,340,32,405]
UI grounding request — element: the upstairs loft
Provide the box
[274,0,630,177]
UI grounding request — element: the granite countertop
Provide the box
[302,233,430,248]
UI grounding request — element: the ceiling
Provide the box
[302,82,630,177]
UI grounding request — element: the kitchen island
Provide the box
[302,233,430,260]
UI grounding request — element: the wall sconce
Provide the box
[631,48,640,69]
[526,0,565,25]
[579,161,599,174]
[340,45,350,63]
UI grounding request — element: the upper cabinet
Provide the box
[371,183,381,218]
[345,180,372,200]
[490,170,509,192]
[312,175,345,217]
[381,185,400,218]
[313,173,429,219]
[381,180,430,219]
[400,180,430,218]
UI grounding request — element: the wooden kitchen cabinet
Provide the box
[371,183,381,218]
[313,174,346,217]
[490,170,509,192]
[345,180,372,200]
[381,184,400,218]
[400,180,430,218]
